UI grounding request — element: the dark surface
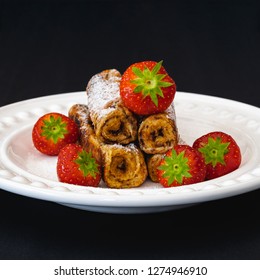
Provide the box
[0,0,260,260]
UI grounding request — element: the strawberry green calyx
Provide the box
[158,150,192,185]
[41,115,68,144]
[198,137,230,167]
[130,60,173,106]
[75,150,99,178]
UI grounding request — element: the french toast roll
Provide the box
[138,104,179,154]
[86,69,138,144]
[68,104,102,164]
[101,144,147,188]
[146,154,164,183]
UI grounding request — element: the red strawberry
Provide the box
[57,143,101,187]
[120,60,176,115]
[32,112,79,156]
[157,145,206,187]
[193,131,242,180]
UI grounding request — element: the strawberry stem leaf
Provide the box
[41,115,68,144]
[130,60,173,107]
[75,150,99,178]
[158,149,192,185]
[198,137,230,167]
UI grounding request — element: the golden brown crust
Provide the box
[68,103,91,126]
[93,99,138,144]
[68,104,102,165]
[138,111,178,154]
[146,154,164,182]
[101,144,148,188]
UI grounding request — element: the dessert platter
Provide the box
[0,61,260,214]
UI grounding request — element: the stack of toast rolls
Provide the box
[68,69,180,188]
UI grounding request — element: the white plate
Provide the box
[0,91,260,214]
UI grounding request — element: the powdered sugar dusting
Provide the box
[109,143,140,154]
[76,105,90,120]
[69,104,90,122]
[165,103,177,122]
[86,69,121,115]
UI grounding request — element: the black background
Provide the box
[0,0,260,259]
